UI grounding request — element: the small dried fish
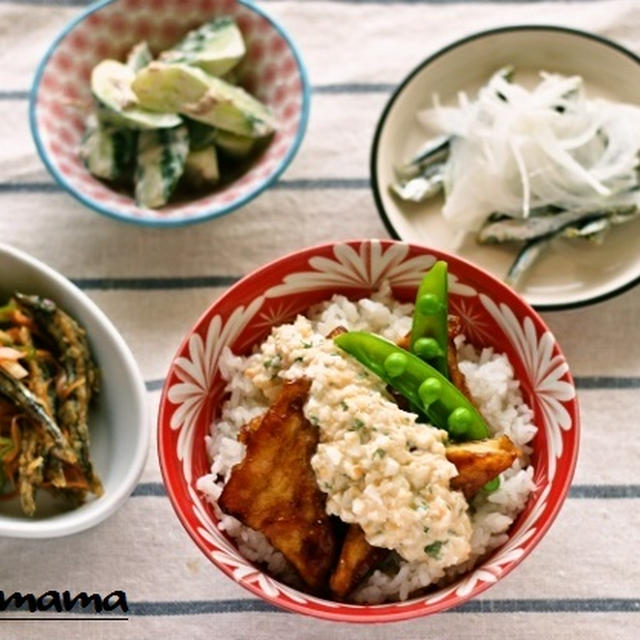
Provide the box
[505,237,553,288]
[478,204,638,244]
[394,135,450,181]
[390,163,444,202]
[562,216,611,242]
[15,294,102,495]
[0,368,76,465]
[505,213,626,287]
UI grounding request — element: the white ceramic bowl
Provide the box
[0,244,148,537]
[371,26,640,310]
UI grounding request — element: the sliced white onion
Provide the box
[416,71,640,230]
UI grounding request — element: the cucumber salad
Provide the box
[80,17,276,209]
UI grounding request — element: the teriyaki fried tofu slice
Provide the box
[219,378,339,592]
[447,435,520,498]
[329,524,387,600]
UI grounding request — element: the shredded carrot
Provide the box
[63,465,89,490]
[9,309,33,327]
[59,377,85,400]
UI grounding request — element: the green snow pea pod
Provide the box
[334,331,490,440]
[410,261,449,377]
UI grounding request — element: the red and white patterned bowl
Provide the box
[29,0,310,227]
[157,239,580,622]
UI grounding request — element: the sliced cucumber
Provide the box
[80,115,136,181]
[183,145,220,188]
[160,17,245,77]
[213,129,254,158]
[185,118,254,155]
[126,41,153,72]
[184,118,218,151]
[221,66,240,85]
[135,125,189,208]
[92,59,182,130]
[132,63,276,138]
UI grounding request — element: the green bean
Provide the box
[334,331,490,440]
[410,261,449,377]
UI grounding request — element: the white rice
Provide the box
[197,285,537,603]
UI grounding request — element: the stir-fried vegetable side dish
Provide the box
[0,293,102,515]
[206,262,531,602]
[391,68,640,286]
[80,17,276,209]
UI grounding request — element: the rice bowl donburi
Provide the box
[196,263,539,604]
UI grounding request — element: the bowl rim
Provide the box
[369,24,640,312]
[29,0,311,229]
[157,238,581,622]
[0,243,149,538]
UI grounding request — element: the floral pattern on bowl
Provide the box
[157,239,580,622]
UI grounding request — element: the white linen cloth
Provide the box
[0,1,639,638]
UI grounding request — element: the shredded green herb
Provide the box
[0,436,14,459]
[340,400,349,411]
[0,303,16,323]
[0,437,13,494]
[424,540,446,559]
[373,448,386,459]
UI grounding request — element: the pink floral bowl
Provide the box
[29,0,309,227]
[157,239,580,623]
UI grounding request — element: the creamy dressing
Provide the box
[244,315,472,569]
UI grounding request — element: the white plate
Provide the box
[371,26,640,310]
[0,244,149,537]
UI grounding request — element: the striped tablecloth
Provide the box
[1,0,639,638]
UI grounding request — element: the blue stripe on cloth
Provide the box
[569,485,640,499]
[0,91,29,100]
[2,597,637,617]
[0,178,370,193]
[314,83,395,94]
[146,377,638,391]
[3,597,632,616]
[72,276,239,290]
[273,178,369,189]
[451,599,640,613]
[3,85,392,100]
[0,182,61,193]
[131,482,640,499]
[573,376,640,389]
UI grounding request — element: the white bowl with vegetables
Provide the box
[0,244,148,538]
[30,0,309,226]
[371,26,640,310]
